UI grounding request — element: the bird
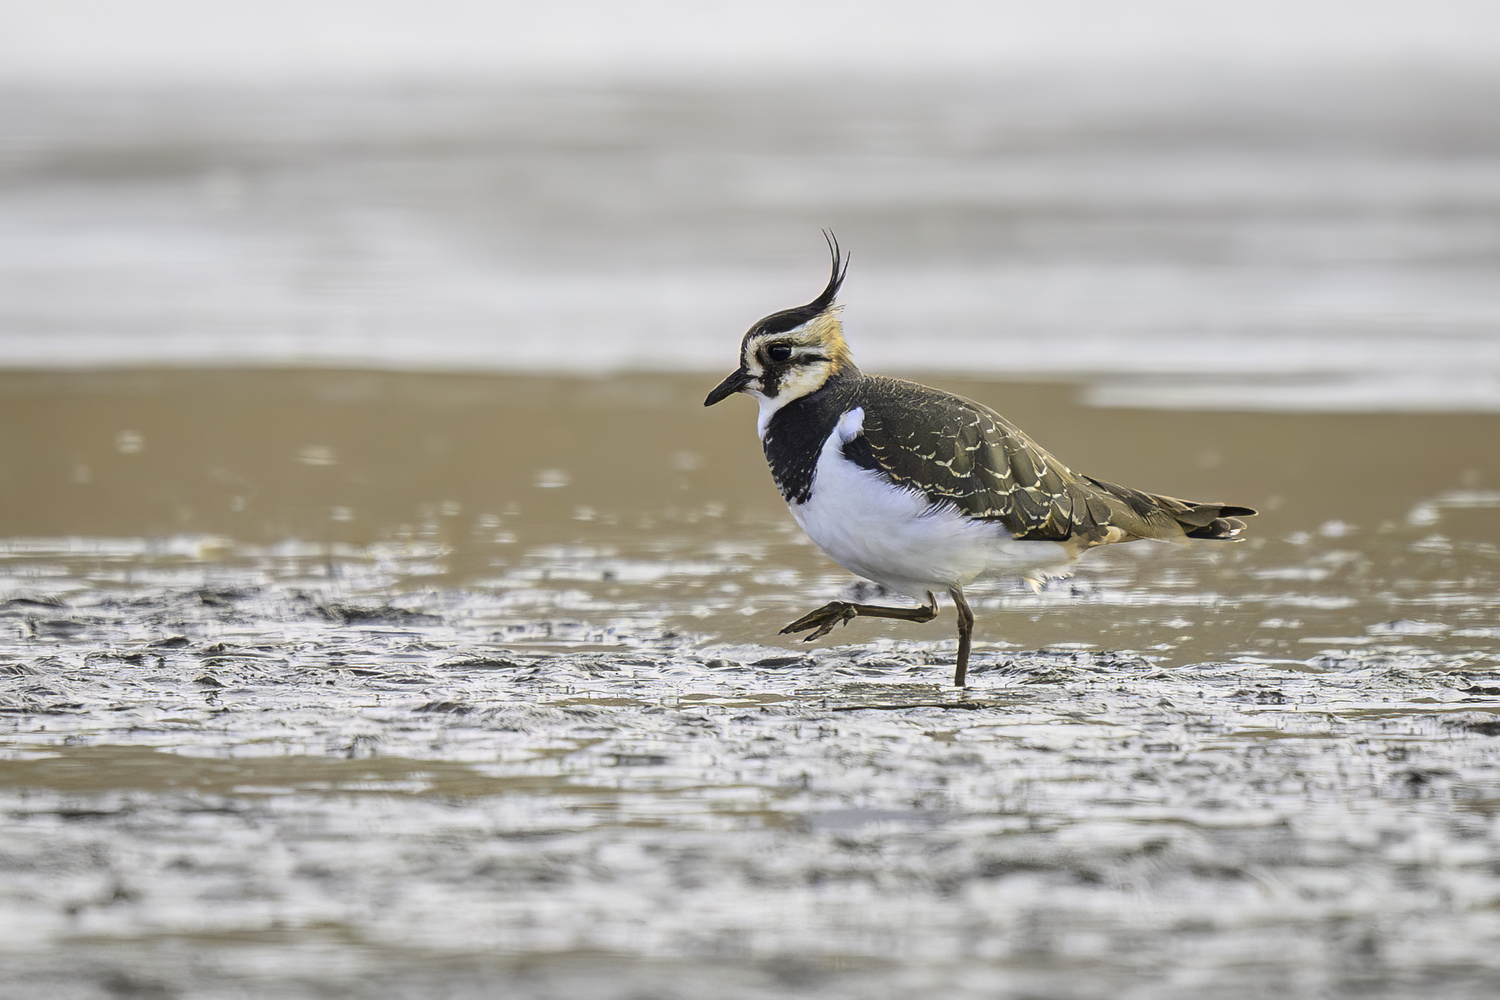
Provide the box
[704,233,1256,686]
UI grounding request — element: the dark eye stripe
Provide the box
[763,346,829,365]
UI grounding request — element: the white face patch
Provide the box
[754,395,781,440]
[738,311,853,439]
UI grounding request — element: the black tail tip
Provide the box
[1186,514,1253,540]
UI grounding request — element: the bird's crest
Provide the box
[746,231,853,368]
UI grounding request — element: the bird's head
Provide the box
[704,232,854,409]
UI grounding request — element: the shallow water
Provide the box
[2,369,1499,998]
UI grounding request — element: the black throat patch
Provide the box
[760,374,859,505]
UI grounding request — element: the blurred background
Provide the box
[3,0,1500,394]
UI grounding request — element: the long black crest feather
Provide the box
[754,230,851,336]
[810,229,850,312]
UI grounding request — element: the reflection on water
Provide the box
[1,369,1499,997]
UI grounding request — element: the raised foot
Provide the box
[780,597,940,643]
[780,601,859,641]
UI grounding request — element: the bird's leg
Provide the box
[948,585,974,687]
[780,591,939,642]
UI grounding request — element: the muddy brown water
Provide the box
[2,367,1499,999]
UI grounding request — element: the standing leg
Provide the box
[948,585,974,687]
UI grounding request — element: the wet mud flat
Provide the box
[1,370,1499,998]
[3,578,1500,1000]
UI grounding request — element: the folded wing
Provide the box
[844,377,1255,550]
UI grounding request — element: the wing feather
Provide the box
[849,376,1254,546]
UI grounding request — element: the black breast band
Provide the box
[761,383,853,505]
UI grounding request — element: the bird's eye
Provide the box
[767,345,793,362]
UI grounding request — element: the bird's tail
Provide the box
[1163,498,1257,539]
[1081,476,1256,541]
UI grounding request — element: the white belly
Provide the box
[787,413,1070,598]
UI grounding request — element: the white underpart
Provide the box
[789,407,1070,599]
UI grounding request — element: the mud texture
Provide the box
[2,529,1499,1000]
